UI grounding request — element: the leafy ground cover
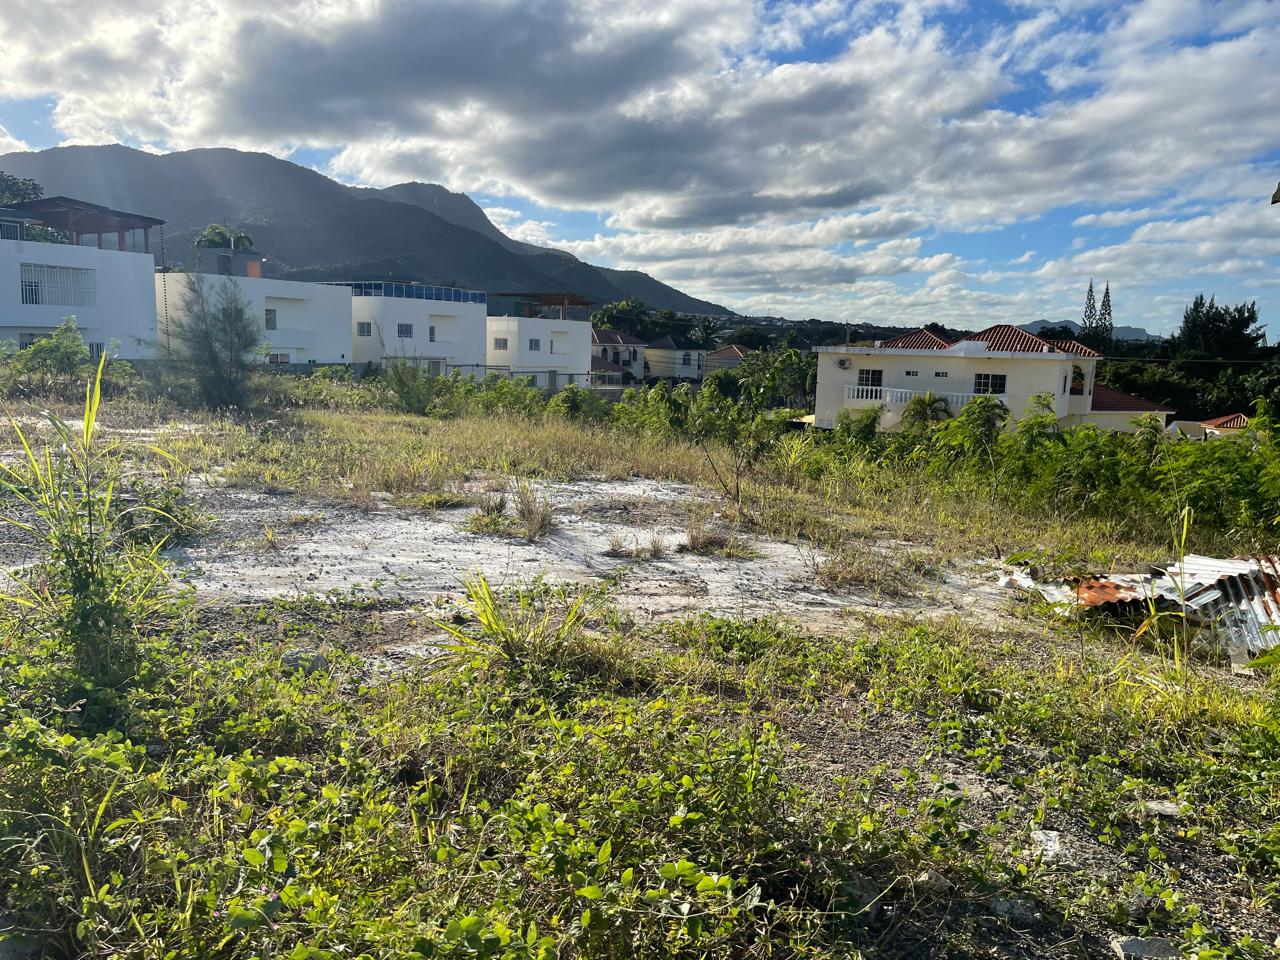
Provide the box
[2,376,1279,958]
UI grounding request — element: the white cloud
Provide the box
[0,0,1277,330]
[0,123,26,154]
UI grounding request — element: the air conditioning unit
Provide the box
[836,358,851,369]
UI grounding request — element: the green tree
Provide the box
[1174,294,1265,360]
[0,171,43,206]
[194,223,254,250]
[1096,282,1114,348]
[591,299,649,337]
[168,274,262,407]
[1079,279,1098,342]
[691,316,725,349]
[10,317,91,395]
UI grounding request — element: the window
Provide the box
[550,339,555,354]
[267,352,290,364]
[19,263,95,306]
[630,348,637,361]
[88,342,106,360]
[429,325,436,343]
[601,347,609,358]
[905,370,919,377]
[682,352,691,366]
[857,369,883,388]
[493,337,509,351]
[529,338,541,351]
[356,321,372,337]
[397,323,413,338]
[264,308,277,331]
[934,371,948,379]
[973,373,1007,395]
[427,360,443,377]
[566,374,575,385]
[612,349,620,364]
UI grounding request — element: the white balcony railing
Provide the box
[845,384,1005,409]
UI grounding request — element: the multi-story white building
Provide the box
[592,327,647,382]
[647,335,707,380]
[813,324,1171,432]
[335,281,488,374]
[486,315,592,388]
[1,197,164,358]
[156,271,354,365]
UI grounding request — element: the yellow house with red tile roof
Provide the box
[813,324,1169,432]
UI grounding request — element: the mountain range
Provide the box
[1020,317,1160,342]
[0,144,733,316]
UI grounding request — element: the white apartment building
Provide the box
[592,328,647,382]
[813,325,1171,432]
[1,197,164,358]
[486,315,592,388]
[339,281,488,374]
[156,272,354,365]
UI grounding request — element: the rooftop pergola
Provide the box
[491,290,595,321]
[9,196,165,253]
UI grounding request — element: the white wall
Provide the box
[1,237,159,358]
[813,346,1093,429]
[155,273,353,364]
[486,316,592,388]
[351,296,487,372]
[648,347,707,379]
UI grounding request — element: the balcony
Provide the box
[845,384,1004,408]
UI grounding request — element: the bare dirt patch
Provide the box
[162,477,1014,631]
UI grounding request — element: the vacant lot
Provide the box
[2,401,1277,960]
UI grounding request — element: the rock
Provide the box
[1030,829,1068,864]
[991,897,1042,925]
[1140,800,1183,819]
[282,648,328,675]
[1111,935,1181,959]
[914,869,952,894]
[450,610,468,626]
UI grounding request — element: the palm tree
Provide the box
[899,390,952,432]
[692,316,724,349]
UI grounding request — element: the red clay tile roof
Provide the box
[592,328,646,346]
[1202,412,1250,429]
[1045,339,1102,358]
[957,324,1053,353]
[881,328,952,349]
[707,344,750,359]
[1090,384,1174,413]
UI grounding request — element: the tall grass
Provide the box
[0,359,172,685]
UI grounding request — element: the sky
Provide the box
[2,0,1279,336]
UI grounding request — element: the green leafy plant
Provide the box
[0,358,173,686]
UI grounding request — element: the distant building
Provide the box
[647,335,707,380]
[2,196,164,358]
[1201,412,1250,437]
[706,343,751,370]
[592,327,646,381]
[813,324,1172,432]
[486,314,592,389]
[335,280,488,374]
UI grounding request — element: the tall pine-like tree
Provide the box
[1096,282,1114,348]
[1081,279,1097,333]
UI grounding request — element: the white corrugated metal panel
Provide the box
[1162,556,1280,661]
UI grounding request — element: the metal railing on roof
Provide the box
[322,280,486,304]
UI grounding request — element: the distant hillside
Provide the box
[1021,318,1160,342]
[0,145,734,316]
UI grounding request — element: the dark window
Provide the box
[857,369,883,387]
[265,308,277,331]
[973,373,1007,395]
[356,322,372,337]
[397,323,413,338]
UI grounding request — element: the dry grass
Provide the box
[605,531,668,561]
[681,511,757,559]
[464,493,510,536]
[511,480,554,541]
